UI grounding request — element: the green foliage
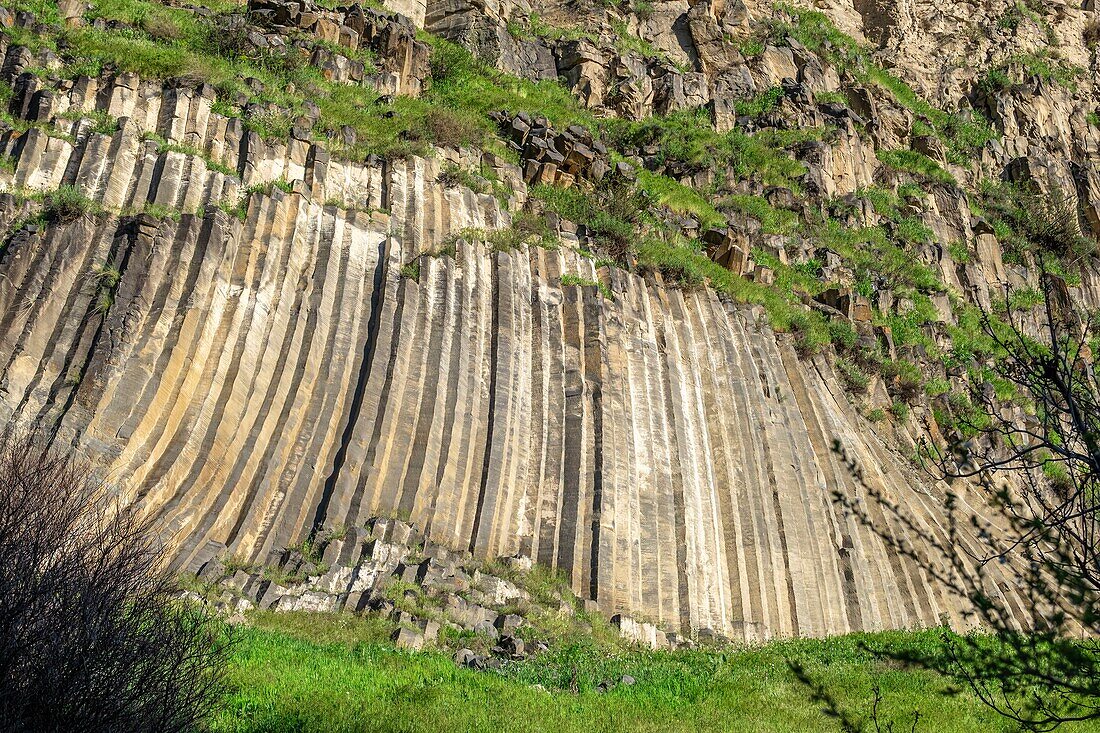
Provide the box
[89,262,121,290]
[140,132,238,177]
[1005,287,1044,312]
[925,376,951,396]
[88,261,122,316]
[221,556,261,576]
[731,34,766,58]
[424,38,592,134]
[876,149,956,186]
[437,162,510,202]
[725,194,799,235]
[43,185,99,222]
[243,110,294,140]
[138,202,182,220]
[890,400,910,421]
[882,359,923,401]
[60,107,119,135]
[978,52,1082,94]
[603,107,810,193]
[815,90,847,105]
[836,357,871,393]
[998,5,1022,29]
[632,234,830,352]
[400,260,421,282]
[17,0,593,162]
[509,13,590,43]
[947,241,971,263]
[931,383,997,437]
[218,197,248,222]
[774,4,996,164]
[976,179,1095,262]
[977,68,1012,96]
[610,19,668,62]
[532,178,643,258]
[631,0,655,20]
[814,219,942,296]
[1011,51,1082,89]
[865,407,887,422]
[212,619,1039,733]
[246,178,295,196]
[635,170,724,229]
[733,86,783,118]
[560,273,614,300]
[828,319,858,351]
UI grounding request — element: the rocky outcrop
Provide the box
[0,0,1094,647]
[0,66,1023,641]
[199,515,674,654]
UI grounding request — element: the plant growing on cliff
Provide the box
[0,433,232,732]
[561,273,614,300]
[822,268,1100,730]
[42,184,100,223]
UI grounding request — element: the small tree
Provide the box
[827,267,1100,731]
[0,433,232,733]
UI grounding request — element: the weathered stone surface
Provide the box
[0,0,1094,647]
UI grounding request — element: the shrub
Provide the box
[734,87,783,118]
[890,400,910,421]
[815,90,847,105]
[725,194,799,235]
[243,110,294,140]
[836,357,871,393]
[423,106,484,149]
[882,359,923,402]
[0,433,232,733]
[42,184,99,223]
[532,176,644,261]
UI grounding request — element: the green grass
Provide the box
[725,194,799,235]
[602,108,812,194]
[2,0,595,161]
[561,273,614,300]
[634,234,832,354]
[875,149,956,186]
[211,615,1100,733]
[772,4,995,165]
[635,170,725,229]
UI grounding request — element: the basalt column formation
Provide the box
[1,0,1091,642]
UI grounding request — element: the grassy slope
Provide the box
[212,613,1100,733]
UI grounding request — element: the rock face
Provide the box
[0,61,1018,643]
[0,0,1092,643]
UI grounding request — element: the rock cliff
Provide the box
[0,0,1095,641]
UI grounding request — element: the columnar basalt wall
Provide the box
[0,101,1019,641]
[3,196,1017,642]
[1,0,1074,642]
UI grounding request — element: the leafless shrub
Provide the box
[0,433,233,733]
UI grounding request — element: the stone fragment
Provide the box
[473,619,499,640]
[392,627,424,650]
